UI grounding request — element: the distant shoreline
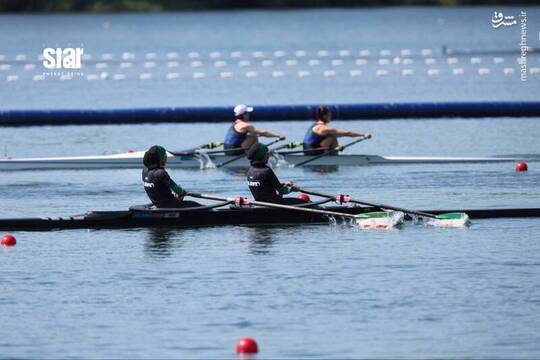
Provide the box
[1,0,539,13]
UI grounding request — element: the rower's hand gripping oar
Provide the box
[293,136,370,167]
[297,188,469,226]
[169,142,223,156]
[215,137,285,168]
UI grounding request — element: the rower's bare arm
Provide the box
[236,122,252,134]
[239,123,280,138]
[346,130,371,138]
[320,127,371,138]
[254,128,285,139]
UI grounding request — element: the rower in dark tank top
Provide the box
[223,104,285,155]
[303,106,372,155]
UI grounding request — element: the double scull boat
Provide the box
[0,150,522,171]
[1,201,538,231]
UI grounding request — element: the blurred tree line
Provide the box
[0,0,538,12]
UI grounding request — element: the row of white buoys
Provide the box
[13,57,528,69]
[4,51,540,64]
[1,58,528,72]
[5,47,534,61]
[1,55,537,71]
[3,67,537,81]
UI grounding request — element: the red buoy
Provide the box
[297,193,310,202]
[236,338,258,354]
[1,234,16,247]
[127,149,135,153]
[516,161,528,172]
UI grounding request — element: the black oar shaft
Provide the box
[269,142,300,153]
[298,188,438,219]
[188,192,360,219]
[293,137,368,167]
[199,141,299,156]
[216,138,283,168]
[170,142,222,156]
[277,145,332,155]
[203,145,244,155]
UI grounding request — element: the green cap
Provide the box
[155,145,166,161]
[247,143,269,161]
[143,145,167,168]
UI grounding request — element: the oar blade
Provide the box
[354,211,405,230]
[426,212,470,228]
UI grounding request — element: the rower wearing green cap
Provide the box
[142,145,201,208]
[246,143,306,205]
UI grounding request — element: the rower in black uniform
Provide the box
[303,106,371,155]
[223,104,284,155]
[142,145,201,208]
[246,142,306,205]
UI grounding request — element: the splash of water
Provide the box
[194,151,216,169]
[424,213,471,228]
[269,152,293,168]
[328,211,404,230]
[354,211,405,230]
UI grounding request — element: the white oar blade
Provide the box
[425,212,470,228]
[354,211,405,230]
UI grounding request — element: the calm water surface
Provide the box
[1,118,540,358]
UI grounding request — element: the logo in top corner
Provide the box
[491,11,517,28]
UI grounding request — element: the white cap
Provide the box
[234,104,254,116]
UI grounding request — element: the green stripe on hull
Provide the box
[355,211,390,219]
[435,212,467,220]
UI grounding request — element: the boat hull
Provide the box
[0,151,519,171]
[1,206,539,231]
[0,206,375,231]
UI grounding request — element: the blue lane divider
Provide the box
[1,102,539,126]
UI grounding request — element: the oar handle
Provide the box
[298,188,438,219]
[215,138,285,168]
[187,192,359,219]
[293,136,369,167]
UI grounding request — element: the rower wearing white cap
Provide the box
[223,104,285,155]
